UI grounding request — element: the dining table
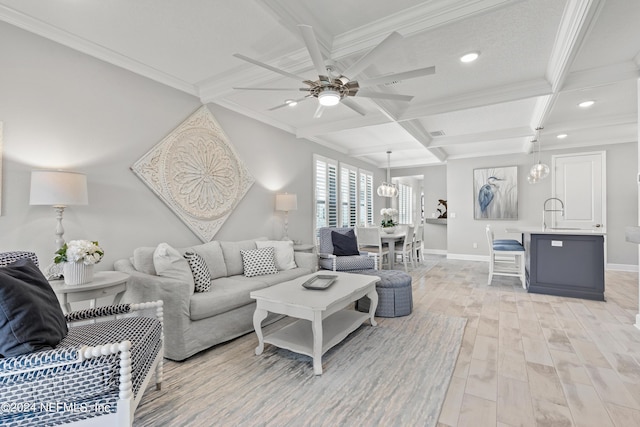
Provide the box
[380,230,406,270]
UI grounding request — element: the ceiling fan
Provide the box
[233,25,436,118]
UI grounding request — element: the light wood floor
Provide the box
[418,257,640,427]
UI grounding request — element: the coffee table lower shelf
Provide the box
[264,309,369,358]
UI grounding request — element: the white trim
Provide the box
[423,249,447,256]
[0,5,197,96]
[447,253,489,262]
[606,263,639,272]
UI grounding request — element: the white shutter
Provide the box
[398,183,413,224]
[314,155,339,237]
[340,164,358,227]
[359,169,374,225]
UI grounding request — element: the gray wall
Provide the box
[0,22,385,269]
[445,143,638,266]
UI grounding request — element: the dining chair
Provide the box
[356,226,390,269]
[394,225,415,272]
[412,224,425,263]
[485,225,526,288]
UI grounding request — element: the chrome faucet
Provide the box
[543,197,564,229]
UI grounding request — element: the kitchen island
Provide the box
[505,227,606,301]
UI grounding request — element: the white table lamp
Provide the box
[275,193,297,241]
[30,170,88,250]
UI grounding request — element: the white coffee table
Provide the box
[250,272,379,375]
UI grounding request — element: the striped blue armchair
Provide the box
[317,227,377,271]
[0,252,163,427]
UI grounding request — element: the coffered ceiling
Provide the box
[1,0,638,168]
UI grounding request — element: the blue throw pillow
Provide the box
[331,229,360,256]
[0,258,68,357]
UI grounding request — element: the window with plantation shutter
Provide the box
[340,164,358,227]
[398,183,413,225]
[314,155,375,239]
[314,155,338,236]
[359,169,374,226]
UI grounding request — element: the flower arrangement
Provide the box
[380,208,398,228]
[54,240,104,265]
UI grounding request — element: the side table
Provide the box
[50,271,130,314]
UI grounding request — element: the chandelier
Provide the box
[377,151,398,197]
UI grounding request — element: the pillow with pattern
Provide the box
[184,252,212,292]
[240,247,278,278]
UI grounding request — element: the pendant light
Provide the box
[528,127,549,183]
[377,151,398,197]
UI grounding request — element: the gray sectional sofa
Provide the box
[114,238,317,361]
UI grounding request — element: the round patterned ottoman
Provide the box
[353,269,413,317]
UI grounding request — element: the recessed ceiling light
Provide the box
[460,52,479,63]
[285,99,298,107]
[578,100,595,108]
[557,133,568,139]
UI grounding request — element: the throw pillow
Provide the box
[240,247,278,278]
[255,240,297,270]
[0,258,68,357]
[331,229,360,256]
[184,252,212,292]
[153,243,195,291]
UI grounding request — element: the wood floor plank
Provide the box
[457,394,497,427]
[532,398,574,427]
[526,362,567,406]
[562,383,615,427]
[496,376,536,427]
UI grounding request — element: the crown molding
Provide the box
[209,99,297,136]
[0,5,198,96]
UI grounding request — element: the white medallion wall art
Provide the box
[473,166,518,220]
[132,106,254,242]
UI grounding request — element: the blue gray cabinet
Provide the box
[524,233,605,301]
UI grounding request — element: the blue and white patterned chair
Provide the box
[0,252,163,427]
[317,227,377,271]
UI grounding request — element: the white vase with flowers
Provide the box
[54,240,104,285]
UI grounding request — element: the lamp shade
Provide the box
[275,193,297,212]
[29,170,88,206]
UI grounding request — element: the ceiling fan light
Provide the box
[318,90,341,106]
[460,52,479,63]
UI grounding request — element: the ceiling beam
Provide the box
[348,141,419,157]
[561,61,640,92]
[401,78,552,119]
[430,127,534,148]
[524,0,607,152]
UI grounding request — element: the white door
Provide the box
[552,152,606,230]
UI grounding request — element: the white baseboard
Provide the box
[447,253,489,262]
[606,263,639,272]
[423,249,447,256]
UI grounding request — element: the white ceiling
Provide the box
[1,0,638,169]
